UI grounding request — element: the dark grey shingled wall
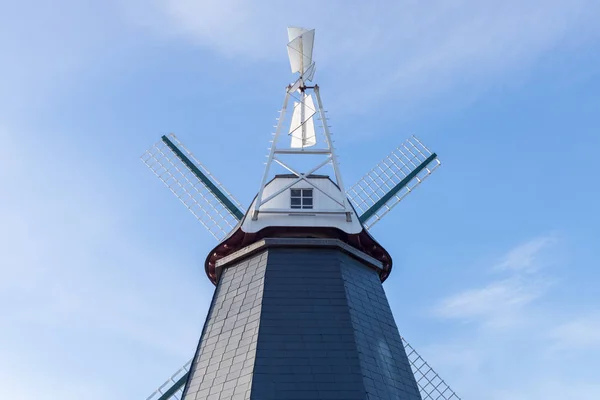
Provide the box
[341,254,422,400]
[182,252,267,400]
[183,243,421,400]
[250,248,366,400]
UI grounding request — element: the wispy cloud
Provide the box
[125,0,600,110]
[434,277,547,326]
[424,235,600,399]
[494,235,557,272]
[551,314,600,350]
[433,235,556,328]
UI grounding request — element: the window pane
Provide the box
[291,188,315,209]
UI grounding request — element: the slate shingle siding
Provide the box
[341,256,422,400]
[183,244,421,400]
[183,252,267,400]
[251,248,365,400]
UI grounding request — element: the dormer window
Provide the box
[290,188,313,209]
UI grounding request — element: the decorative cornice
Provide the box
[215,237,383,278]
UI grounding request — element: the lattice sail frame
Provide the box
[141,134,245,241]
[146,337,460,400]
[402,337,461,400]
[145,360,191,400]
[347,136,441,230]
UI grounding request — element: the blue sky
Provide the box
[1,1,599,398]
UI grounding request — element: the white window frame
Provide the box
[290,188,313,210]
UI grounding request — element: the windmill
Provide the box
[141,27,459,400]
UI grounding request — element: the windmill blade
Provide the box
[145,360,191,400]
[289,92,317,148]
[145,362,190,400]
[141,134,245,241]
[146,336,460,400]
[402,337,461,400]
[287,27,315,75]
[347,135,441,230]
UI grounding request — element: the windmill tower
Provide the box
[141,28,460,400]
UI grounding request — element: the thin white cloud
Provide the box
[423,234,600,399]
[433,235,556,327]
[551,314,600,350]
[494,235,557,272]
[434,277,546,323]
[124,0,600,110]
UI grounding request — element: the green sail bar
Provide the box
[161,135,244,221]
[359,153,438,224]
[155,372,188,400]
